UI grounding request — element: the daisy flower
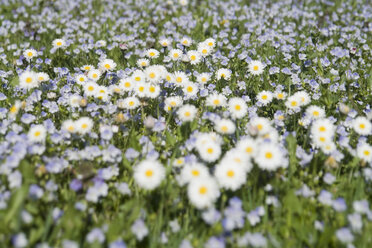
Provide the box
[81,65,94,71]
[69,94,82,108]
[28,124,47,143]
[214,163,247,191]
[179,163,210,186]
[62,119,77,133]
[275,91,287,100]
[356,143,372,163]
[165,96,183,109]
[119,78,134,92]
[177,104,197,122]
[197,73,211,84]
[88,69,101,81]
[254,143,286,171]
[248,60,264,75]
[256,91,273,106]
[311,119,336,137]
[206,94,227,108]
[159,38,171,47]
[216,68,231,80]
[183,82,199,97]
[197,141,221,163]
[294,91,311,106]
[84,82,98,96]
[145,49,160,59]
[19,71,39,89]
[132,70,146,83]
[134,82,148,98]
[147,84,161,98]
[306,105,325,120]
[98,58,117,71]
[250,117,271,135]
[169,49,183,61]
[214,119,236,135]
[36,72,49,83]
[137,58,150,67]
[75,74,88,85]
[23,49,37,60]
[197,43,212,57]
[145,65,163,83]
[173,71,189,86]
[352,116,372,136]
[236,137,257,158]
[134,159,166,190]
[285,95,301,110]
[9,101,22,116]
[228,97,248,119]
[221,148,252,172]
[180,37,192,47]
[204,38,216,49]
[109,84,122,95]
[76,117,94,135]
[52,38,66,49]
[123,97,140,110]
[187,50,202,65]
[187,177,220,209]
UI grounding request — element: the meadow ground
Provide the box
[0,0,371,247]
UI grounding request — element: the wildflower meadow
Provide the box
[0,0,372,247]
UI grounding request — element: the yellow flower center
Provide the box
[202,49,207,54]
[253,65,259,71]
[257,124,263,130]
[359,123,365,129]
[124,82,131,88]
[68,126,74,131]
[226,170,235,178]
[184,111,191,117]
[104,64,110,69]
[56,41,62,46]
[149,86,156,93]
[176,77,182,83]
[173,53,179,58]
[92,73,98,78]
[10,106,17,113]
[34,131,41,137]
[245,147,253,153]
[313,111,319,117]
[208,42,213,46]
[190,55,196,60]
[145,169,153,177]
[199,186,207,195]
[291,101,297,107]
[364,150,370,156]
[139,86,144,92]
[277,93,284,99]
[82,123,88,129]
[149,72,155,78]
[235,105,241,111]
[319,136,326,142]
[134,76,141,81]
[149,52,155,57]
[207,148,213,154]
[213,99,220,105]
[191,170,200,176]
[187,86,193,92]
[221,126,228,132]
[265,152,273,159]
[129,101,134,106]
[27,52,33,57]
[26,77,32,83]
[88,86,94,91]
[262,95,268,100]
[319,126,326,132]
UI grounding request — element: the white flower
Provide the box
[178,104,197,122]
[215,119,236,135]
[236,137,257,158]
[119,77,134,92]
[206,94,226,108]
[179,163,210,185]
[81,65,94,71]
[183,82,199,97]
[145,65,164,83]
[133,159,166,190]
[137,58,150,67]
[311,118,335,138]
[275,91,287,100]
[306,105,326,120]
[134,82,148,97]
[204,38,216,49]
[187,177,220,209]
[122,97,140,109]
[228,97,248,119]
[23,49,37,60]
[62,119,77,133]
[146,49,160,59]
[87,69,101,81]
[214,162,247,191]
[216,68,231,80]
[52,38,66,48]
[221,148,253,172]
[180,37,192,47]
[254,143,287,171]
[69,94,82,108]
[28,125,47,143]
[285,95,301,110]
[159,38,171,47]
[165,96,183,109]
[84,82,98,96]
[197,72,211,84]
[147,84,161,98]
[19,71,39,89]
[293,91,311,106]
[250,117,271,135]
[248,60,264,75]
[132,69,146,83]
[187,50,202,64]
[169,49,183,61]
[357,143,372,163]
[76,117,93,134]
[173,71,189,86]
[197,141,221,163]
[36,72,49,82]
[98,58,116,71]
[256,91,273,106]
[352,116,372,136]
[197,42,212,57]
